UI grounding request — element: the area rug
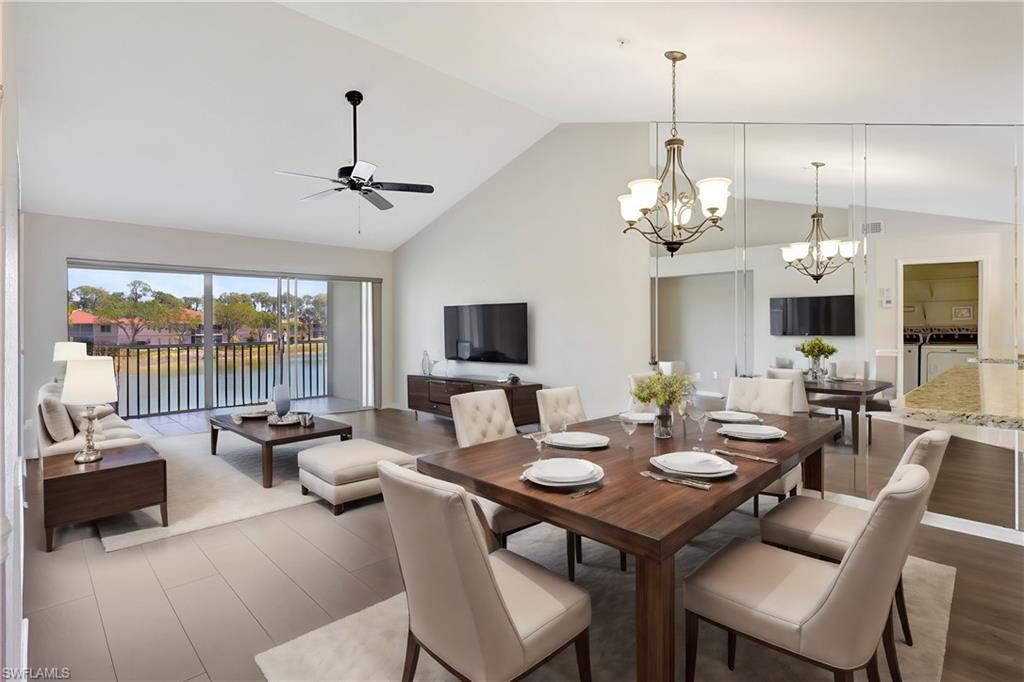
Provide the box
[96,430,338,551]
[256,510,955,681]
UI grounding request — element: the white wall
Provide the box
[393,123,652,417]
[21,213,394,428]
[329,280,363,403]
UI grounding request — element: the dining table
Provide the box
[803,378,894,454]
[417,412,842,681]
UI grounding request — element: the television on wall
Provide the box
[770,295,856,336]
[444,303,528,364]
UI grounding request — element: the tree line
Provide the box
[69,281,327,344]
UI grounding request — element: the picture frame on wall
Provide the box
[951,305,974,321]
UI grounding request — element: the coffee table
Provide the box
[43,442,167,551]
[209,414,353,488]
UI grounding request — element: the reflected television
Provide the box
[444,303,528,364]
[770,295,855,336]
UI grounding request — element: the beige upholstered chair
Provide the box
[536,386,587,433]
[761,430,950,681]
[658,360,686,376]
[626,371,657,412]
[378,462,593,682]
[684,464,932,682]
[765,368,810,413]
[725,377,800,516]
[450,390,537,548]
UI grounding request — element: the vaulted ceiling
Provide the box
[15,2,1022,251]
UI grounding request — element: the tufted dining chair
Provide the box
[683,464,932,682]
[658,360,687,376]
[627,371,657,412]
[450,390,538,549]
[378,462,593,682]
[761,430,950,681]
[725,377,801,517]
[536,386,587,433]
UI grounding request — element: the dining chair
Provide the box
[725,377,799,517]
[450,390,539,549]
[378,462,593,682]
[683,463,932,682]
[760,430,950,682]
[535,386,629,576]
[658,360,686,376]
[626,371,657,412]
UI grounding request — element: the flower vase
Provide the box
[654,406,674,439]
[272,384,290,417]
[807,356,823,381]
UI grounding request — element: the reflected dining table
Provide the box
[417,413,841,681]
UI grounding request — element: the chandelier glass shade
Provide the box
[781,162,860,282]
[619,51,732,256]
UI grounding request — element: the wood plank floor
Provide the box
[24,408,1023,681]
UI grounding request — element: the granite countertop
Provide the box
[899,363,1023,431]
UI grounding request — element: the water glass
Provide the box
[620,416,638,450]
[687,406,709,449]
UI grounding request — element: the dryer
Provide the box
[921,331,977,384]
[902,332,924,392]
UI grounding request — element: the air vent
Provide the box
[862,221,884,235]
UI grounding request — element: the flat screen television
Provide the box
[770,295,856,336]
[444,303,528,364]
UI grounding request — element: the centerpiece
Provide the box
[631,371,695,439]
[795,337,838,380]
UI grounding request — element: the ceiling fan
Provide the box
[276,90,434,211]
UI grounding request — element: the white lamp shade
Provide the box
[618,193,642,222]
[696,177,732,218]
[839,240,860,259]
[667,199,693,226]
[819,239,841,259]
[627,178,661,209]
[780,246,797,263]
[789,242,810,260]
[53,341,87,362]
[61,357,118,405]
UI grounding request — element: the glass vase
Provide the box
[808,356,823,380]
[654,406,674,439]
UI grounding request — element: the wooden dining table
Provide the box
[417,413,842,681]
[804,378,894,454]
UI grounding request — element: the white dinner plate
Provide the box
[524,463,605,488]
[717,424,787,440]
[649,456,737,479]
[619,411,656,424]
[529,458,596,483]
[707,410,761,424]
[545,432,611,449]
[652,451,736,475]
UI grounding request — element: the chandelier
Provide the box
[780,162,860,282]
[618,51,732,256]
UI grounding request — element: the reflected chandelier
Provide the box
[780,162,860,282]
[618,50,732,256]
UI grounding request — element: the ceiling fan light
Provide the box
[618,194,642,222]
[789,242,810,260]
[628,178,661,210]
[696,177,732,218]
[839,240,859,259]
[819,239,841,259]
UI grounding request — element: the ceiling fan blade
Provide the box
[360,189,393,211]
[299,188,342,201]
[275,170,343,184]
[351,160,377,182]
[374,182,435,194]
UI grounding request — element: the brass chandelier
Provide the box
[780,162,860,282]
[618,51,732,256]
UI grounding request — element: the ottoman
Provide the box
[298,439,416,514]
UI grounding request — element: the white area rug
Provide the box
[256,511,955,681]
[96,430,340,551]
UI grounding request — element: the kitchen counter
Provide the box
[899,363,1023,430]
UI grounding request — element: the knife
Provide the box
[711,448,777,464]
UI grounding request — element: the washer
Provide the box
[902,332,924,392]
[921,331,978,384]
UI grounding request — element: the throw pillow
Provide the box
[40,396,75,442]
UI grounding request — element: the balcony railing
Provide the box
[91,340,328,417]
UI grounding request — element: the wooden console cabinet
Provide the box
[407,374,542,426]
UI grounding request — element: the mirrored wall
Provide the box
[649,122,1023,532]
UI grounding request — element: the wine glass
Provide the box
[620,416,638,451]
[560,416,570,433]
[528,429,549,456]
[687,406,709,450]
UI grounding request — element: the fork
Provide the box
[641,470,711,490]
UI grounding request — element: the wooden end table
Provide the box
[43,442,167,552]
[209,414,353,488]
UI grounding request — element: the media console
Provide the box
[407,374,542,426]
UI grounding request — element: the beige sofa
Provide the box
[36,383,145,457]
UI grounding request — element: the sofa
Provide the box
[36,383,145,458]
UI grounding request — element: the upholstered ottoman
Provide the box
[297,439,416,514]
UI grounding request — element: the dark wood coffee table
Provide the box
[209,414,353,488]
[43,442,167,552]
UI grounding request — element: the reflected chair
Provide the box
[761,430,950,681]
[684,464,932,682]
[658,360,687,376]
[626,371,657,412]
[378,462,593,682]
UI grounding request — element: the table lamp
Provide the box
[52,341,87,382]
[61,357,118,463]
